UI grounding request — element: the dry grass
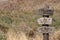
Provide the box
[6,28,43,40]
[0,0,60,40]
[49,29,60,40]
[6,29,60,40]
[6,29,28,40]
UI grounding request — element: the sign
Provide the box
[38,7,54,16]
[37,17,52,24]
[43,9,53,15]
[37,26,55,33]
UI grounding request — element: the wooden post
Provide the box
[42,10,50,40]
[43,33,49,40]
[37,5,54,40]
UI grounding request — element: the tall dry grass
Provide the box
[6,28,43,40]
[6,29,28,40]
[50,29,60,40]
[6,29,60,40]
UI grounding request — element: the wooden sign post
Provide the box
[37,5,54,40]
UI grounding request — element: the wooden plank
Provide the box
[37,26,55,33]
[37,17,52,25]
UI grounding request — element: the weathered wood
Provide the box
[43,33,49,40]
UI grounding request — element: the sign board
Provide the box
[38,7,54,16]
[37,26,55,33]
[37,17,52,25]
[43,10,53,15]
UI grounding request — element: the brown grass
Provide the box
[6,29,60,40]
[6,29,28,40]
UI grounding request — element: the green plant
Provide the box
[0,16,12,24]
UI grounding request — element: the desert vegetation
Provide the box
[0,0,60,40]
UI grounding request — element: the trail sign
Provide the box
[37,5,54,40]
[37,17,52,25]
[37,26,55,33]
[38,5,54,16]
[39,9,54,15]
